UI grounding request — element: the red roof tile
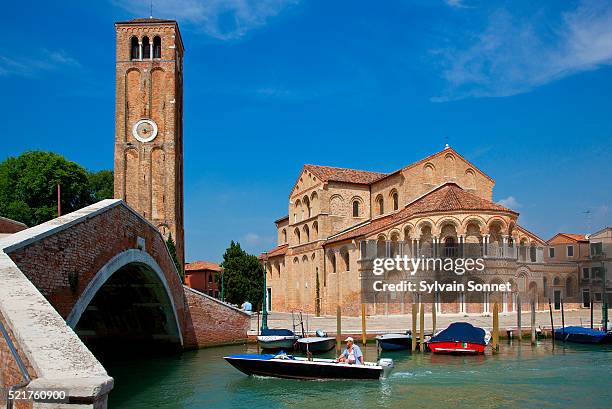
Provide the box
[325,183,516,244]
[304,164,387,185]
[260,244,288,260]
[546,233,588,244]
[185,261,222,272]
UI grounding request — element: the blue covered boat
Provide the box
[225,353,394,380]
[554,326,612,344]
[427,322,491,354]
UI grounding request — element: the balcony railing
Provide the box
[360,240,545,263]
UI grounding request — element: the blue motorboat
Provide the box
[554,326,612,344]
[225,352,394,380]
[376,332,412,351]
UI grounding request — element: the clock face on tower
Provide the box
[132,118,158,143]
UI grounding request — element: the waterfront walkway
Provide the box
[249,309,605,337]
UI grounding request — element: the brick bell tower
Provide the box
[113,18,185,269]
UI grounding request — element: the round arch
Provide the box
[66,249,183,345]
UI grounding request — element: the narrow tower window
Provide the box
[153,36,162,58]
[130,37,139,60]
[142,36,151,59]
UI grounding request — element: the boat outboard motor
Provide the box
[315,329,326,337]
[378,358,394,379]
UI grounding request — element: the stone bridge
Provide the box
[0,200,250,408]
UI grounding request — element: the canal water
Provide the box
[104,340,612,408]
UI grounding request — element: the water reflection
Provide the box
[105,340,612,409]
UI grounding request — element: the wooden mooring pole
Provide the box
[492,302,499,352]
[516,293,522,340]
[411,303,417,352]
[590,297,594,329]
[336,306,342,353]
[432,301,437,335]
[361,303,367,347]
[419,303,425,352]
[531,299,536,345]
[561,298,565,339]
[548,299,554,348]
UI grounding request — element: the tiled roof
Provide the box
[561,233,588,241]
[116,18,177,24]
[260,244,288,260]
[297,146,492,189]
[274,215,289,224]
[326,183,516,244]
[546,233,588,244]
[517,225,546,245]
[304,164,387,185]
[185,261,222,272]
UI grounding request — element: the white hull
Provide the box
[257,335,299,349]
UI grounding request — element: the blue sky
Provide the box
[1,0,611,262]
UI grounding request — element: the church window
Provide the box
[392,192,399,211]
[376,195,384,215]
[130,37,139,60]
[153,36,162,58]
[352,200,360,217]
[294,228,301,244]
[142,36,151,59]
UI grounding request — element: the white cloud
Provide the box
[243,232,264,246]
[497,196,521,209]
[0,50,79,77]
[112,0,299,40]
[432,0,612,101]
[444,0,470,9]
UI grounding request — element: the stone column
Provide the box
[433,236,439,258]
[138,40,143,60]
[502,235,508,258]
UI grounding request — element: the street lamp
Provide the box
[261,252,268,331]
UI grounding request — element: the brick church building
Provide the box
[261,146,581,317]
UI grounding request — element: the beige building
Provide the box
[261,146,583,317]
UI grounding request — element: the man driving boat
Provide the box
[336,337,364,365]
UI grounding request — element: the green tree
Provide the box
[166,233,183,280]
[220,241,264,309]
[0,151,113,226]
[87,170,114,202]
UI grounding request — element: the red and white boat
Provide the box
[427,322,491,354]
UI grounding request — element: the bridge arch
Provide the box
[66,248,183,348]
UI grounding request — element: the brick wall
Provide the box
[0,313,35,409]
[7,205,186,324]
[4,201,249,351]
[0,216,27,234]
[182,287,250,348]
